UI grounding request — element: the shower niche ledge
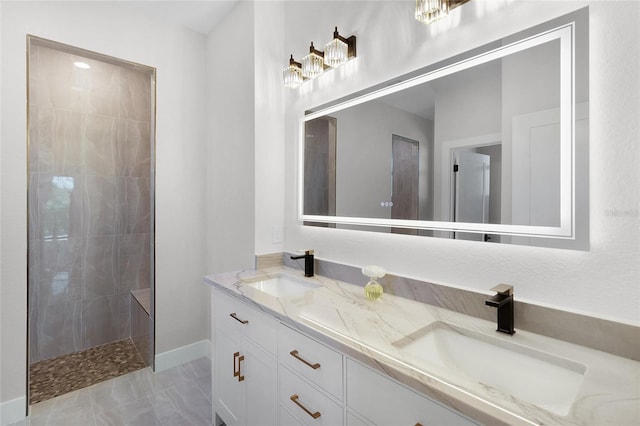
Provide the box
[131,289,152,367]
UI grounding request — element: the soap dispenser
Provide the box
[362,265,386,300]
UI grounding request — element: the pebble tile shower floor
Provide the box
[13,356,212,426]
[29,338,146,405]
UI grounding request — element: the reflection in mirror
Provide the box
[301,8,588,249]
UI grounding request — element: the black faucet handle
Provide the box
[490,284,513,296]
[289,250,315,277]
[486,284,515,335]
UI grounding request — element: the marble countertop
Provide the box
[204,266,640,426]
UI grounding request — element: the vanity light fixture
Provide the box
[301,42,326,79]
[283,55,304,89]
[284,27,357,88]
[73,61,90,69]
[324,27,357,67]
[415,0,471,24]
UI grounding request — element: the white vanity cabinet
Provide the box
[210,286,478,426]
[278,324,344,425]
[211,288,278,426]
[346,359,478,426]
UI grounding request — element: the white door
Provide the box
[453,150,490,241]
[511,103,588,248]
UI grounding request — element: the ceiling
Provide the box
[116,1,239,35]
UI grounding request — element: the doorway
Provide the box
[303,116,337,227]
[439,135,501,242]
[391,135,419,235]
[26,36,156,404]
[452,149,490,241]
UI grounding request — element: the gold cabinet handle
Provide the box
[289,350,320,369]
[230,312,249,324]
[233,352,245,382]
[290,394,321,419]
[415,423,423,426]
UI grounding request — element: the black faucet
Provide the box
[485,284,515,335]
[290,250,314,277]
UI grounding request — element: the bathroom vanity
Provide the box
[205,267,640,426]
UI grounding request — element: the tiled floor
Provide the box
[12,357,212,426]
[30,339,147,404]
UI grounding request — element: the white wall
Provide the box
[283,1,640,324]
[254,1,286,256]
[0,0,209,413]
[206,1,257,272]
[207,1,285,261]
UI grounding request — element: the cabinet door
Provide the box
[214,325,244,426]
[244,338,278,426]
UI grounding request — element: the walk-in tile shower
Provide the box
[27,36,155,402]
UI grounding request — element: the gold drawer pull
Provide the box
[233,352,245,382]
[230,312,249,324]
[415,423,423,426]
[290,350,320,369]
[290,394,321,419]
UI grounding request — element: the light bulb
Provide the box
[283,55,303,88]
[301,42,325,79]
[324,28,349,67]
[415,0,449,24]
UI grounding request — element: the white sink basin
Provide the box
[392,322,586,416]
[245,274,321,298]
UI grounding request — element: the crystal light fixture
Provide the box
[301,42,325,79]
[323,27,357,68]
[283,54,304,88]
[415,0,450,24]
[283,27,357,88]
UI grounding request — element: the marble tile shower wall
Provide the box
[28,43,153,363]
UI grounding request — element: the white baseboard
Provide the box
[154,339,211,372]
[0,396,26,426]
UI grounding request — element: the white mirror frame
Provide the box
[299,19,578,239]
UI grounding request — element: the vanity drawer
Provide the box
[279,367,343,426]
[347,359,478,426]
[212,288,277,354]
[278,324,343,399]
[280,406,303,426]
[346,412,371,426]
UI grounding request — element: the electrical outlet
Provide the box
[271,225,283,243]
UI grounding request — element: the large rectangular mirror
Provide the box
[300,8,588,248]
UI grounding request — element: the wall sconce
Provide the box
[284,27,357,88]
[301,42,326,79]
[415,0,471,24]
[324,27,357,67]
[283,55,304,89]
